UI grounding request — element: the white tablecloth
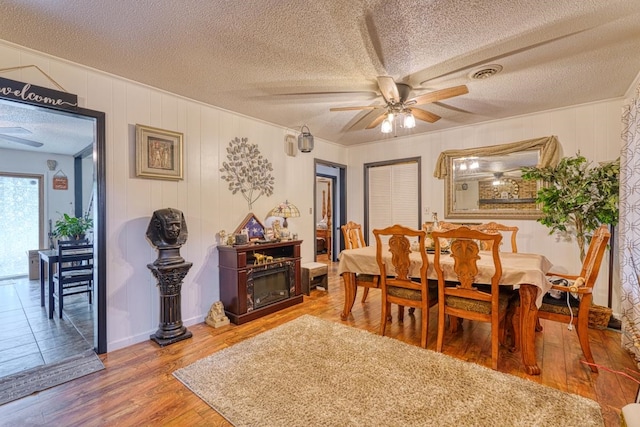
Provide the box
[338,245,553,307]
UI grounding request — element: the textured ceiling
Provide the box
[0,0,640,151]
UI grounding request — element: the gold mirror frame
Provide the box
[434,136,561,220]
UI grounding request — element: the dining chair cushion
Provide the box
[356,273,378,283]
[388,285,438,302]
[445,291,511,315]
[538,302,581,317]
[510,291,580,314]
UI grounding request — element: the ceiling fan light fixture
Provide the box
[297,125,314,153]
[381,117,393,133]
[403,112,416,129]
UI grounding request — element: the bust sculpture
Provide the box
[146,207,193,346]
[146,207,188,265]
[146,207,188,247]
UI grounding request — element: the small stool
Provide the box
[301,262,328,295]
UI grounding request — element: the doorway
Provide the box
[314,160,346,262]
[0,98,106,357]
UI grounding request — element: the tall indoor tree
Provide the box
[522,154,619,261]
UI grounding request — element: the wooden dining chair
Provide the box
[52,239,94,319]
[373,224,437,348]
[432,226,510,370]
[508,224,610,373]
[475,222,519,253]
[426,221,518,252]
[341,221,379,303]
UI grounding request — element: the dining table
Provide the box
[38,249,58,319]
[338,245,553,375]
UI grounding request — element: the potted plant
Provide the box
[53,213,93,241]
[521,154,619,261]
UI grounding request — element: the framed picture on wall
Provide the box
[135,124,184,180]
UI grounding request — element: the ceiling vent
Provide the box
[469,64,503,80]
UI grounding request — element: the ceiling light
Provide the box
[459,163,467,171]
[493,172,503,185]
[469,161,479,169]
[403,112,416,129]
[381,117,393,133]
[297,125,314,153]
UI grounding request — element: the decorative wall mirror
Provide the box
[434,136,561,220]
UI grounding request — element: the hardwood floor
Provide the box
[0,262,637,426]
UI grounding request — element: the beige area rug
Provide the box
[173,315,604,427]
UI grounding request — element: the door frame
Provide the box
[0,100,106,354]
[314,159,346,261]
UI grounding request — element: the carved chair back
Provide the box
[431,226,507,370]
[474,222,519,253]
[373,224,434,348]
[342,221,367,249]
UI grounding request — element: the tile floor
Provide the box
[0,276,94,378]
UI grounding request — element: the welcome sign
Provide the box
[0,76,78,110]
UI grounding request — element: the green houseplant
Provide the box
[521,154,619,261]
[53,213,93,240]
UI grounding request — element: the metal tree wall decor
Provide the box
[220,137,275,209]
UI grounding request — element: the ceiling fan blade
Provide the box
[406,85,469,106]
[408,107,441,123]
[345,109,385,131]
[330,105,384,112]
[377,76,400,104]
[0,134,43,147]
[278,90,376,96]
[365,112,388,129]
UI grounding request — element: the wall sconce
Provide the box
[298,125,314,153]
[46,159,57,171]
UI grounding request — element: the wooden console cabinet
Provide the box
[218,240,303,324]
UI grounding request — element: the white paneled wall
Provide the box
[347,99,623,313]
[0,38,626,351]
[0,40,347,350]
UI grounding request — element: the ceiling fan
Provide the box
[329,76,468,132]
[0,127,43,147]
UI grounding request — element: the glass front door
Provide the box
[0,173,43,279]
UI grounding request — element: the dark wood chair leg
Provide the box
[361,287,369,303]
[58,283,64,318]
